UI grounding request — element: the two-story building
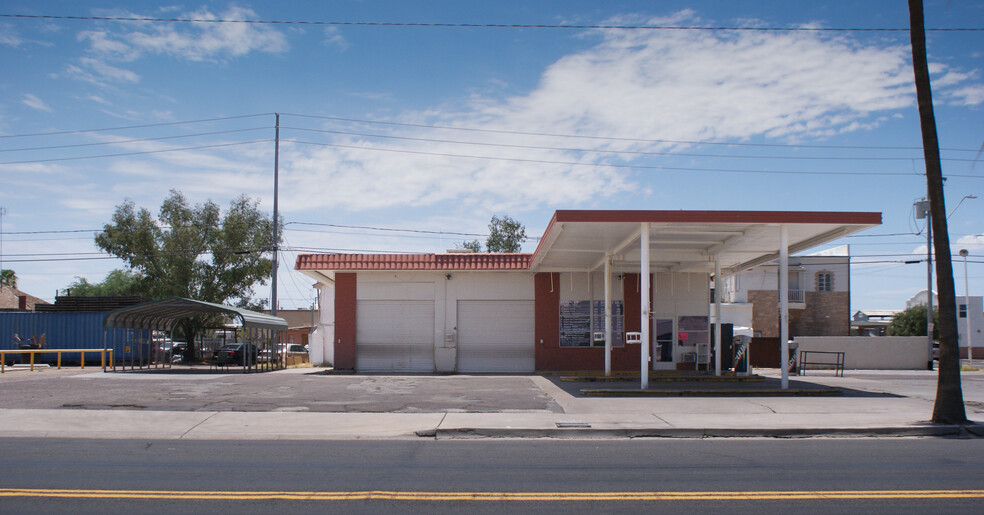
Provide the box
[720,245,852,338]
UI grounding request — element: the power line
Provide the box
[282,113,980,153]
[0,113,271,139]
[283,126,974,163]
[0,140,271,165]
[285,138,984,178]
[2,13,981,32]
[0,127,271,153]
[285,221,487,238]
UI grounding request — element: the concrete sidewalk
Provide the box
[0,367,981,440]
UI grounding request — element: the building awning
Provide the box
[529,210,881,273]
[294,210,881,278]
[103,297,287,332]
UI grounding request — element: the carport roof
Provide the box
[294,210,881,277]
[103,297,288,332]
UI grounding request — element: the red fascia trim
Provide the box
[552,210,882,225]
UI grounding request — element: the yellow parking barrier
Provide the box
[0,349,114,373]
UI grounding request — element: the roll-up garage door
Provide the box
[356,300,434,373]
[457,300,534,373]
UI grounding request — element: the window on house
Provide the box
[960,304,967,318]
[816,271,833,292]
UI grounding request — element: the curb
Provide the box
[579,388,842,397]
[562,376,765,383]
[428,424,980,440]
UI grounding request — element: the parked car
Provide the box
[258,343,309,363]
[210,343,259,366]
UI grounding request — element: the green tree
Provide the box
[459,240,483,252]
[485,215,527,253]
[65,269,146,297]
[95,190,278,361]
[887,304,938,340]
[0,269,16,289]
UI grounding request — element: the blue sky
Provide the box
[1,1,982,311]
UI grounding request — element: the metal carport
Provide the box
[103,297,288,372]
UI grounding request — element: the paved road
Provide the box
[2,438,982,514]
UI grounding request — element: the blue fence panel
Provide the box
[0,312,149,364]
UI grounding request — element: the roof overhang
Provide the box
[103,297,288,332]
[292,210,881,280]
[529,210,881,274]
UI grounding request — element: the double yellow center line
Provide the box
[2,488,983,501]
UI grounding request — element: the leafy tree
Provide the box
[0,269,16,289]
[65,269,146,297]
[459,240,483,252]
[485,215,527,253]
[95,190,278,361]
[887,304,938,340]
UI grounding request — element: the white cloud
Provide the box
[277,12,964,214]
[67,57,141,86]
[67,5,289,85]
[0,24,22,47]
[323,27,348,50]
[947,84,984,106]
[21,93,53,112]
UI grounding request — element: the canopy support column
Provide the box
[604,254,612,377]
[640,223,650,390]
[714,259,722,376]
[780,224,790,390]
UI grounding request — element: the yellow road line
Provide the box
[1,489,983,501]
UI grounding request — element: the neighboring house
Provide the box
[296,210,880,374]
[263,309,319,347]
[906,289,983,358]
[0,286,49,311]
[851,309,899,336]
[719,245,851,338]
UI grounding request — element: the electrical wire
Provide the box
[0,140,271,165]
[2,13,981,32]
[281,126,974,163]
[0,113,272,139]
[282,113,981,153]
[284,138,983,178]
[0,127,271,153]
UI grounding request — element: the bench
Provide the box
[797,350,845,377]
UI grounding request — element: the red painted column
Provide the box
[534,272,560,371]
[334,273,357,370]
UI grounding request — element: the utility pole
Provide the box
[908,0,966,424]
[0,206,6,294]
[272,113,280,317]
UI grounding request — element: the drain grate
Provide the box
[555,422,592,428]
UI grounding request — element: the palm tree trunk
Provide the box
[908,0,967,424]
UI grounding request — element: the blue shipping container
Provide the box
[0,312,150,365]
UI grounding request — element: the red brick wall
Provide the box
[533,272,642,371]
[334,273,357,370]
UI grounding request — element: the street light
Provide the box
[959,249,972,362]
[947,194,977,219]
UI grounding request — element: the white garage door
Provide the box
[457,300,535,373]
[356,300,435,373]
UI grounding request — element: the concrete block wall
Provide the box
[794,336,927,370]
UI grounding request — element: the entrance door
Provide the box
[653,318,674,369]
